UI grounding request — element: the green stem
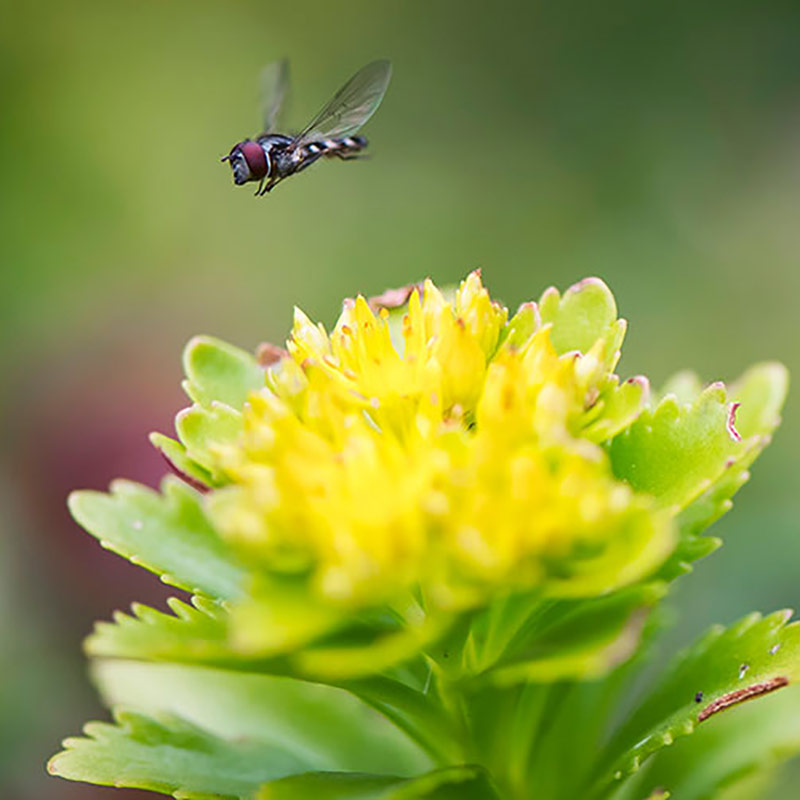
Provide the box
[505,683,551,798]
[344,675,461,765]
[432,671,475,763]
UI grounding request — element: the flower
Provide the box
[205,272,673,611]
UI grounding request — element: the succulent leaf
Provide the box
[48,708,310,799]
[182,335,265,409]
[594,610,800,794]
[90,660,433,776]
[538,278,622,361]
[150,432,218,491]
[86,596,231,664]
[610,364,787,515]
[474,583,667,686]
[582,376,649,444]
[175,402,243,482]
[68,478,245,599]
[615,685,800,800]
[643,363,787,581]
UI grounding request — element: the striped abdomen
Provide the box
[301,135,367,160]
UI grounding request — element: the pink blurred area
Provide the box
[11,335,181,619]
[4,331,186,799]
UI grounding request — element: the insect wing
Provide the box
[260,58,291,134]
[292,59,392,145]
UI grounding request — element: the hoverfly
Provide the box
[222,59,392,195]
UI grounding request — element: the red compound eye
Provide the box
[238,140,268,179]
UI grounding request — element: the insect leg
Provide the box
[254,177,265,196]
[332,152,369,161]
[293,151,326,174]
[261,177,280,195]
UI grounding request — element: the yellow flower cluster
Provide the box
[208,273,672,609]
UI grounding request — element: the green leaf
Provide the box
[183,336,265,409]
[86,596,231,664]
[632,364,788,581]
[92,660,433,777]
[623,685,800,800]
[714,771,777,800]
[610,385,745,511]
[227,585,348,658]
[168,336,267,483]
[538,278,623,359]
[85,597,459,764]
[592,610,800,796]
[227,585,450,682]
[472,583,667,686]
[340,677,462,766]
[150,432,218,490]
[542,503,674,600]
[472,677,641,800]
[655,370,704,405]
[69,477,245,600]
[498,302,541,351]
[87,593,347,678]
[292,616,450,681]
[730,361,788,439]
[610,365,787,514]
[176,402,243,481]
[582,376,649,444]
[48,708,310,799]
[657,362,787,440]
[257,766,500,800]
[95,593,463,763]
[656,471,733,582]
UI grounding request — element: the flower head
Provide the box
[206,272,672,610]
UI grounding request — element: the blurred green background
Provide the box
[2,0,799,796]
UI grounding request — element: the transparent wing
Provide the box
[260,59,290,134]
[292,59,392,145]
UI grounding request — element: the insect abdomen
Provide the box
[303,136,367,158]
[338,135,367,150]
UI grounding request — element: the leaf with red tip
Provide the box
[592,610,800,795]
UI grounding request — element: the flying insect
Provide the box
[222,59,392,195]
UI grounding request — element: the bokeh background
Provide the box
[2,0,800,796]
